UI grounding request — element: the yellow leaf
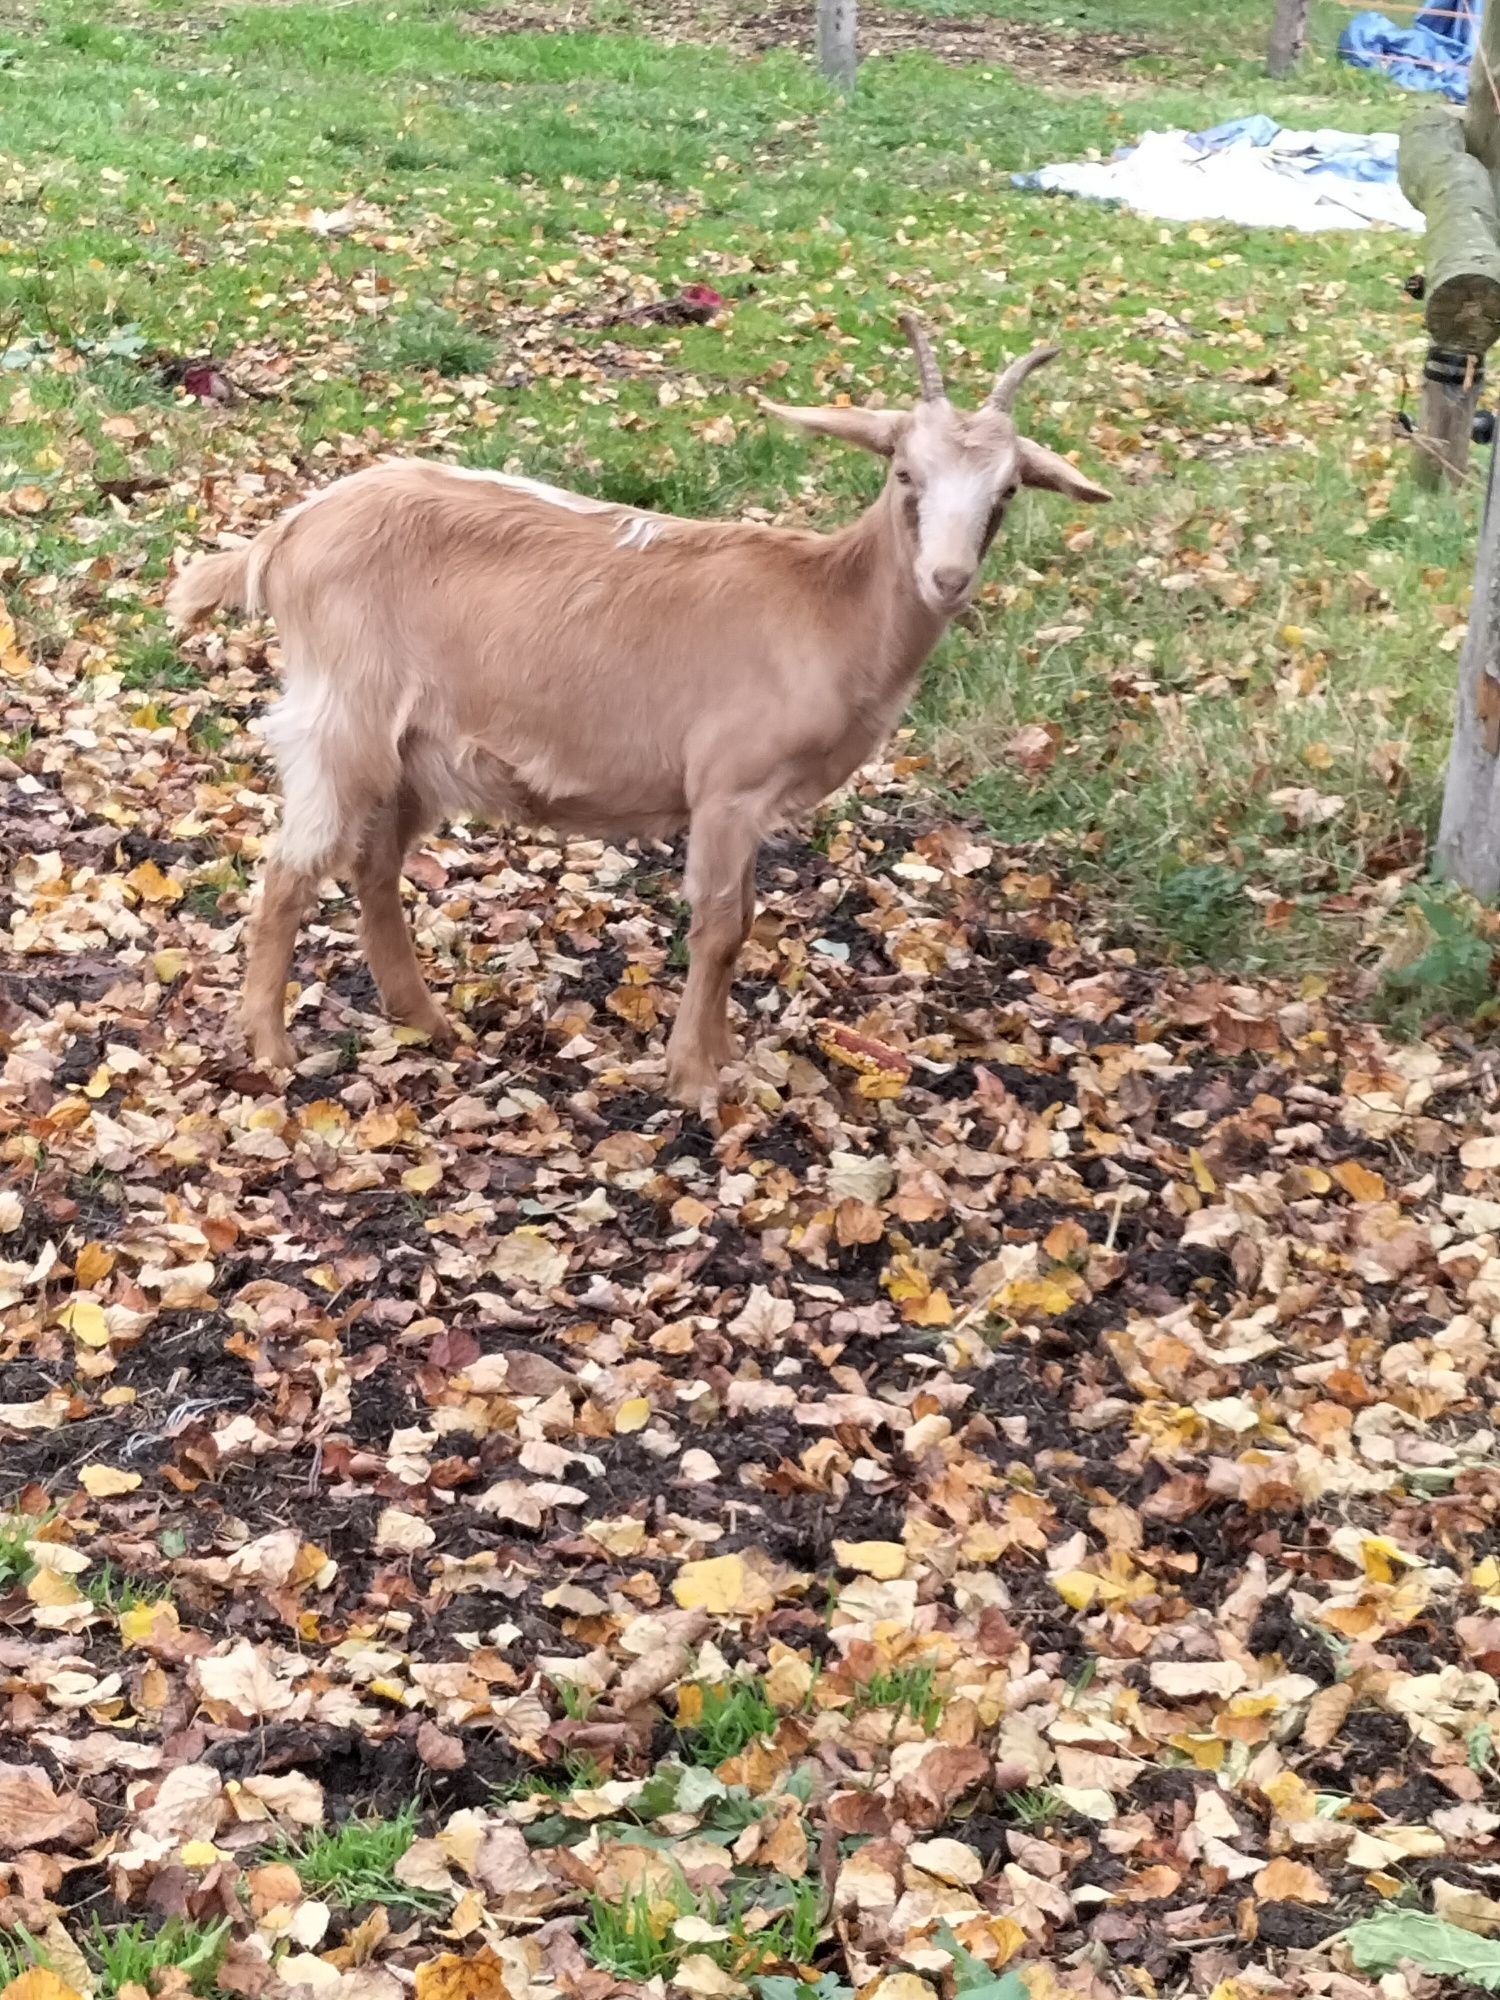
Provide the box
[675,1683,705,1726]
[1332,1160,1385,1203]
[119,1600,182,1649]
[614,1397,650,1434]
[1262,1769,1319,1824]
[832,1540,906,1581]
[79,1464,141,1498]
[1188,1147,1217,1194]
[1253,1856,1328,1904]
[0,1970,87,2000]
[672,1553,769,1617]
[27,1569,82,1609]
[152,949,189,984]
[997,1274,1079,1319]
[1474,1555,1500,1592]
[1300,742,1333,773]
[125,858,182,904]
[413,1950,511,2000]
[59,1299,110,1348]
[402,1162,443,1194]
[180,1841,222,1867]
[75,1243,115,1287]
[1052,1570,1100,1611]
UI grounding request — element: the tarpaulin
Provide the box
[1339,0,1480,100]
[1015,117,1423,232]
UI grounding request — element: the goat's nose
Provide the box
[931,566,971,604]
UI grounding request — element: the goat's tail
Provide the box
[167,524,288,627]
[166,545,254,627]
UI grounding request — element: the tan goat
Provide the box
[168,317,1108,1103]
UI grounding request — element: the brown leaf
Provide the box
[0,1763,98,1851]
[1300,1682,1354,1750]
[1253,1857,1329,1904]
[415,1722,467,1772]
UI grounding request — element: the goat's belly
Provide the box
[406,736,689,840]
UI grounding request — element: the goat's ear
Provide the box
[758,398,907,457]
[1017,437,1112,504]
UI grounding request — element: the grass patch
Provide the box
[677,1679,779,1766]
[856,1663,943,1730]
[277,1803,442,1912]
[1001,1785,1074,1830]
[87,1918,230,2000]
[582,1880,698,1981]
[83,1561,171,1614]
[0,1515,37,1592]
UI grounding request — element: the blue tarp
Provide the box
[1339,0,1481,101]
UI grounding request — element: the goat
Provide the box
[168,316,1109,1103]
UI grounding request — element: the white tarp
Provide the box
[1017,120,1425,234]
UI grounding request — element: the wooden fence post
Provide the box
[817,0,857,91]
[1267,0,1311,79]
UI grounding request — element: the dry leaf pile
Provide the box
[4,563,1500,1998]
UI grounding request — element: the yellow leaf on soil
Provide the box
[672,1553,773,1618]
[402,1162,443,1194]
[1253,1856,1329,1904]
[1332,1160,1385,1204]
[1052,1570,1101,1611]
[832,1540,906,1581]
[125,858,182,904]
[413,1949,511,2000]
[59,1299,110,1348]
[119,1600,182,1649]
[996,1274,1079,1318]
[75,1243,115,1287]
[614,1397,651,1434]
[0,1971,87,2000]
[79,1464,141,1498]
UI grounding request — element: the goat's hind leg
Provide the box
[352,780,455,1048]
[241,673,373,1071]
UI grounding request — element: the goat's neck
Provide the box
[824,479,948,702]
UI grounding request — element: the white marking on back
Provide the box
[436,464,612,514]
[615,514,660,550]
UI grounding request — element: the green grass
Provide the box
[582,1881,698,1981]
[87,1918,230,2000]
[678,1679,779,1766]
[856,1663,942,1730]
[0,1928,42,1988]
[275,1803,442,1911]
[0,1514,37,1591]
[1002,1785,1074,1830]
[83,1561,172,1614]
[0,0,1481,987]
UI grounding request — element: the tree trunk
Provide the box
[1399,106,1500,487]
[1266,0,1310,79]
[1436,446,1500,892]
[1466,0,1500,183]
[817,0,856,91]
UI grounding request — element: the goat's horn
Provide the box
[899,313,945,402]
[989,343,1061,411]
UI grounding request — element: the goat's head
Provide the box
[761,315,1110,617]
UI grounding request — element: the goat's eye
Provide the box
[894,468,913,487]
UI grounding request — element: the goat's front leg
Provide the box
[352,782,455,1049]
[666,806,759,1106]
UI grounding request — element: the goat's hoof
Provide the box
[666,1058,723,1109]
[408,1009,459,1052]
[245,1026,296,1072]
